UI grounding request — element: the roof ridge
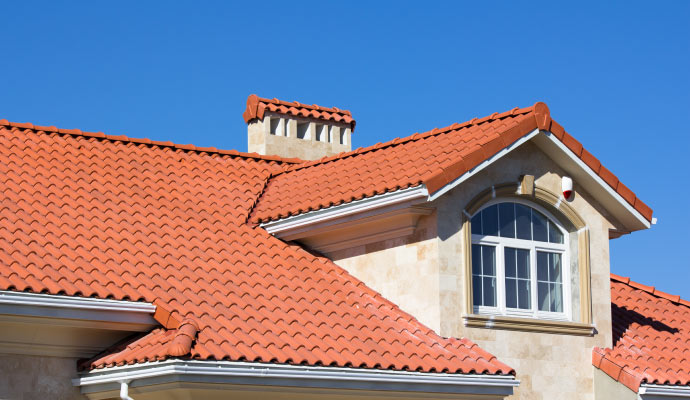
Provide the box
[610,273,690,308]
[0,118,305,164]
[255,95,353,116]
[280,104,536,175]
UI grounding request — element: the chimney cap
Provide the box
[243,94,356,132]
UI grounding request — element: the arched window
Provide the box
[470,200,569,320]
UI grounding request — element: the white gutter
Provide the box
[262,185,430,235]
[75,359,519,396]
[639,384,690,398]
[0,290,156,327]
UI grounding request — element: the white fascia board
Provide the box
[428,129,540,202]
[75,359,519,396]
[0,290,157,327]
[262,185,430,236]
[639,384,690,398]
[539,130,651,230]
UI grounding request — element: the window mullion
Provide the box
[531,245,537,318]
[498,243,505,314]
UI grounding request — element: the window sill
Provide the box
[463,314,595,336]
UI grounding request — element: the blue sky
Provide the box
[1,1,689,297]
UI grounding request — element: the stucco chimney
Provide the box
[243,94,355,160]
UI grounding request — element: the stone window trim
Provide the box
[463,314,595,336]
[461,181,594,334]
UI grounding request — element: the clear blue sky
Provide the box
[2,1,689,297]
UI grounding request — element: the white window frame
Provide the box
[471,198,571,322]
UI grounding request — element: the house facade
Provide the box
[0,96,687,399]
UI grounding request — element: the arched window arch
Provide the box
[470,199,570,320]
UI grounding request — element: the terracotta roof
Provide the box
[250,102,653,224]
[0,120,512,375]
[243,94,356,131]
[592,274,690,392]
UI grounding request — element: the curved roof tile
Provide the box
[0,121,510,375]
[593,274,690,391]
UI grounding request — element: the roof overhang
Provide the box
[639,383,690,398]
[262,185,432,254]
[532,130,651,232]
[74,359,519,399]
[427,128,650,233]
[0,290,157,357]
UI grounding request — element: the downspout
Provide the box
[120,380,133,400]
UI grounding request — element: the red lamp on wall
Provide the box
[562,176,573,200]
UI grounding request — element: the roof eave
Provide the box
[74,359,519,398]
[0,291,157,357]
[262,185,430,237]
[639,383,690,398]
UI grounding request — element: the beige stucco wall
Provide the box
[593,367,637,400]
[329,140,625,400]
[330,212,441,332]
[0,353,86,400]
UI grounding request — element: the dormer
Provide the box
[243,94,355,160]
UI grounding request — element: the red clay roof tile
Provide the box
[593,274,690,392]
[250,102,653,224]
[243,94,356,131]
[0,121,512,376]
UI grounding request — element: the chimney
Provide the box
[243,94,355,160]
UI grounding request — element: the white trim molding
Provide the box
[262,185,430,235]
[0,291,157,357]
[74,359,519,398]
[639,384,690,399]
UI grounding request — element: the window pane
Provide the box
[498,203,515,238]
[537,251,549,281]
[483,277,496,307]
[532,210,548,242]
[537,251,564,313]
[473,245,497,308]
[515,204,532,240]
[471,213,482,235]
[504,247,516,278]
[505,278,517,308]
[518,279,531,309]
[550,283,563,312]
[538,282,550,311]
[516,249,530,279]
[549,253,562,283]
[472,276,482,306]
[471,244,481,275]
[482,245,495,276]
[548,220,564,244]
[482,205,499,236]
